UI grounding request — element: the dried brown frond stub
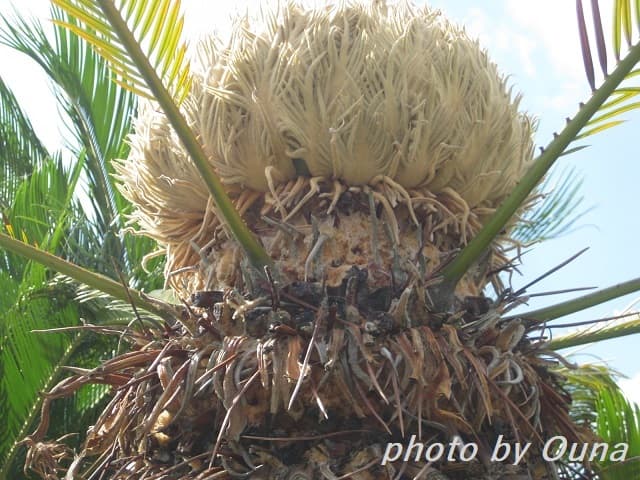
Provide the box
[24,272,591,479]
[115,0,535,296]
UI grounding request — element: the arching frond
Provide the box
[512,167,590,244]
[0,10,135,273]
[561,363,622,427]
[52,0,191,102]
[0,157,86,476]
[0,77,49,210]
[52,0,273,271]
[440,1,640,291]
[594,387,640,478]
[0,272,151,477]
[575,0,640,140]
[559,365,638,478]
[0,272,83,477]
[0,10,164,467]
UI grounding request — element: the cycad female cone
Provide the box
[116,0,534,296]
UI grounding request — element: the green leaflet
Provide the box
[53,0,273,271]
[595,388,640,479]
[52,0,191,102]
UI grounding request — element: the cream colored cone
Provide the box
[115,0,535,295]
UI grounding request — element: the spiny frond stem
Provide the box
[548,317,640,350]
[440,40,640,289]
[94,0,272,272]
[0,232,177,323]
[516,276,640,322]
[0,334,81,480]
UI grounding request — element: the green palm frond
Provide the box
[1,156,77,275]
[1,6,166,283]
[0,77,49,211]
[0,10,169,471]
[53,7,136,163]
[52,0,191,101]
[574,0,640,140]
[52,5,137,234]
[561,363,621,427]
[1,207,163,477]
[0,279,83,478]
[0,273,147,478]
[512,167,590,244]
[0,157,85,477]
[52,12,163,281]
[0,10,132,271]
[439,1,640,296]
[594,387,640,479]
[613,0,637,63]
[560,365,639,479]
[52,0,272,271]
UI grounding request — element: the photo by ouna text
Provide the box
[381,435,630,466]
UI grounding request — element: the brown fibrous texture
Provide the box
[24,269,591,479]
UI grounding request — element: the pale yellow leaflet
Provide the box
[52,0,191,102]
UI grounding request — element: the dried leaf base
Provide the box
[25,262,589,479]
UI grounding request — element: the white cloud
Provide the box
[440,0,605,132]
[503,0,626,115]
[463,7,537,77]
[504,0,584,82]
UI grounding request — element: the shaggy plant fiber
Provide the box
[115,0,535,295]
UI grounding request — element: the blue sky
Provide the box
[1,0,638,404]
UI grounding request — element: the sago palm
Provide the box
[0,5,164,477]
[1,0,640,479]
